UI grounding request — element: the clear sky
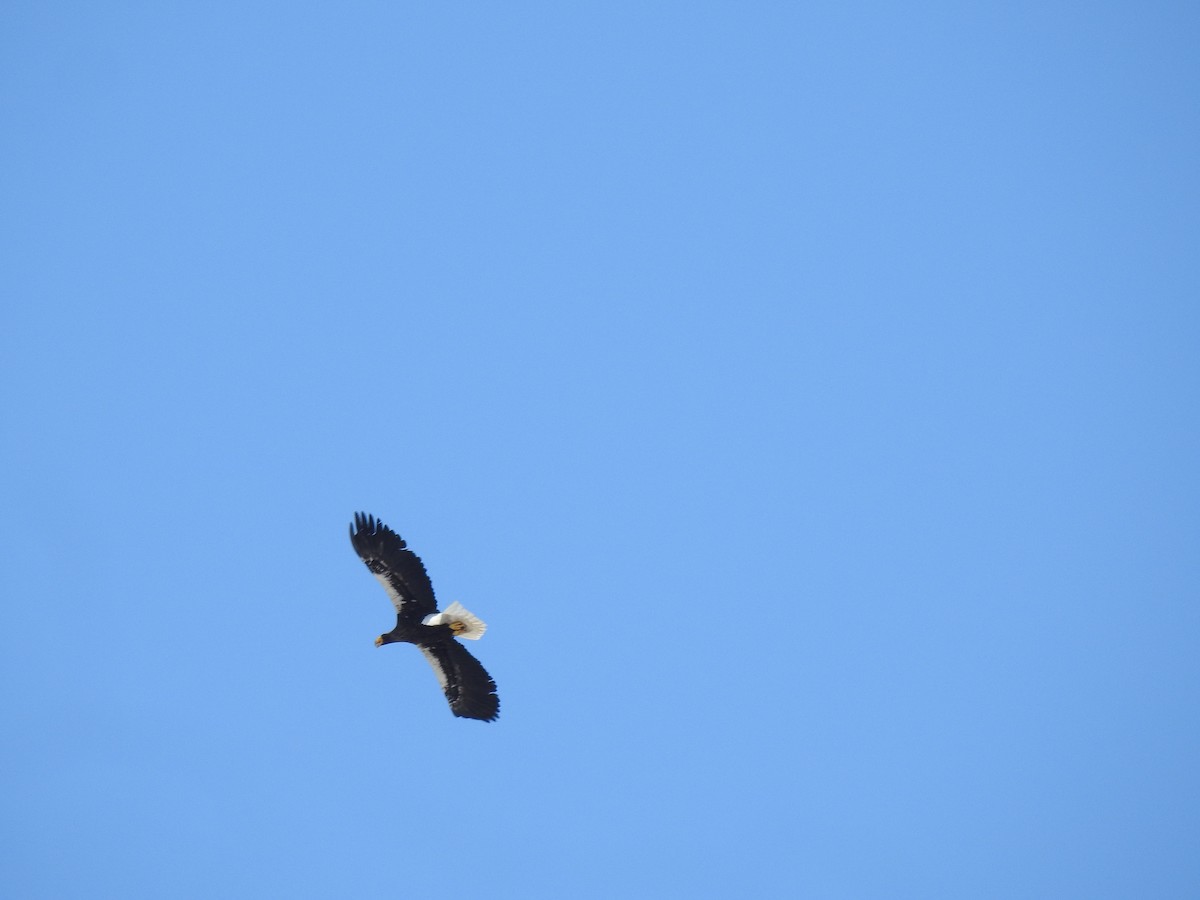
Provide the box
[3,3,1198,898]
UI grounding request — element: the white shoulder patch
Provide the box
[417,646,450,691]
[372,571,407,614]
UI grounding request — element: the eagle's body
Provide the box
[350,512,499,722]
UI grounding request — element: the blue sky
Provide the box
[3,3,1198,897]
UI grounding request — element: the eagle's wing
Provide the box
[418,641,500,722]
[349,512,438,622]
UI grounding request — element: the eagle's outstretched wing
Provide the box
[349,512,438,622]
[418,641,501,722]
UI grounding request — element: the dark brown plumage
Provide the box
[350,513,499,722]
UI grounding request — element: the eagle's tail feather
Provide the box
[426,601,488,640]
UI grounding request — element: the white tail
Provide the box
[423,601,488,640]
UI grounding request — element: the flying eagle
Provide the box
[350,512,499,722]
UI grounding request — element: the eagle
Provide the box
[349,512,499,722]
